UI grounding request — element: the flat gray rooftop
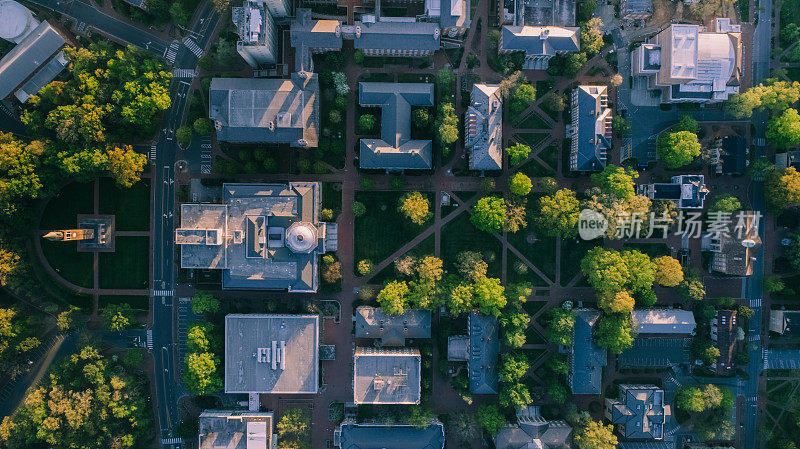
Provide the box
[618,338,691,368]
[0,21,65,100]
[198,410,273,449]
[355,306,431,346]
[225,314,319,394]
[354,347,421,404]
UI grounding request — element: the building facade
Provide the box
[605,385,671,440]
[465,83,503,171]
[569,85,612,172]
[499,25,579,70]
[232,1,278,67]
[631,18,742,103]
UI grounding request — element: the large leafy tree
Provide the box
[105,146,148,188]
[455,251,487,282]
[590,165,638,199]
[657,131,701,168]
[766,167,800,211]
[436,103,459,148]
[708,194,742,213]
[595,314,635,354]
[573,417,618,449]
[0,308,42,368]
[473,277,507,316]
[398,191,432,225]
[536,188,581,237]
[545,307,576,345]
[192,290,220,315]
[184,351,223,394]
[499,382,532,410]
[509,172,532,196]
[580,247,630,292]
[499,352,530,383]
[377,281,410,315]
[598,290,635,314]
[471,196,507,233]
[500,311,530,348]
[505,143,531,165]
[580,17,605,55]
[277,408,311,449]
[476,404,506,436]
[724,80,800,119]
[100,303,134,331]
[767,108,800,148]
[653,256,684,287]
[448,283,475,315]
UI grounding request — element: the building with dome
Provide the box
[631,18,742,103]
[0,0,39,44]
[175,182,337,292]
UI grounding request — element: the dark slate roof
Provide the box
[618,338,691,368]
[354,21,441,51]
[336,423,445,449]
[290,9,342,72]
[609,385,667,439]
[571,85,611,171]
[14,50,67,102]
[358,82,434,170]
[355,306,431,346]
[468,312,499,394]
[569,309,606,395]
[500,25,579,56]
[719,135,747,174]
[0,21,65,100]
[209,74,319,147]
[495,406,572,449]
[466,84,503,171]
[770,310,800,336]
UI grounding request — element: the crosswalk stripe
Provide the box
[171,68,197,78]
[750,298,761,308]
[183,37,204,57]
[152,289,174,296]
[161,437,184,444]
[164,42,179,64]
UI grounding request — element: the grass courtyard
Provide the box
[98,237,150,290]
[39,181,95,229]
[440,211,503,278]
[354,191,434,267]
[99,177,151,231]
[39,240,94,289]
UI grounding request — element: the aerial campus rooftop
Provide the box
[209,73,320,148]
[606,385,671,441]
[465,84,503,171]
[224,314,319,394]
[198,410,275,449]
[358,82,435,171]
[569,85,612,172]
[0,0,69,103]
[632,18,742,103]
[355,306,432,346]
[175,182,337,292]
[353,347,422,405]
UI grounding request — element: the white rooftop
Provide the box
[669,25,698,79]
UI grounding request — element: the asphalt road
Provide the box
[147,3,221,447]
[742,0,773,446]
[23,0,170,57]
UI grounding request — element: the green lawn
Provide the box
[518,145,558,176]
[515,133,548,149]
[322,182,342,217]
[354,191,434,268]
[99,295,149,310]
[40,240,94,289]
[441,210,502,277]
[40,181,95,229]
[369,235,435,285]
[99,237,149,289]
[523,301,546,316]
[507,251,548,287]
[514,111,551,129]
[525,326,547,345]
[560,237,601,286]
[506,195,556,282]
[99,177,150,231]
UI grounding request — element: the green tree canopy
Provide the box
[505,143,532,165]
[473,277,507,316]
[192,290,219,315]
[359,114,376,131]
[612,116,631,137]
[536,188,580,237]
[500,352,530,383]
[590,165,638,199]
[657,131,701,169]
[476,404,506,436]
[448,283,475,315]
[184,351,223,394]
[598,290,635,314]
[545,307,576,345]
[455,250,487,282]
[708,194,742,213]
[377,281,410,315]
[0,345,152,448]
[105,145,148,188]
[471,196,507,233]
[499,382,532,410]
[100,303,134,332]
[509,172,532,196]
[766,167,800,211]
[675,114,699,134]
[277,408,311,449]
[573,417,618,449]
[436,103,459,148]
[500,311,530,348]
[398,191,432,225]
[724,80,800,119]
[407,405,435,429]
[767,108,800,148]
[653,256,684,287]
[580,17,605,55]
[596,314,635,354]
